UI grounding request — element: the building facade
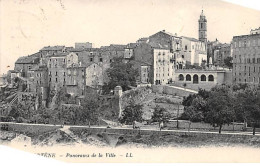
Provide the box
[232,30,260,84]
[198,10,207,43]
[178,36,207,68]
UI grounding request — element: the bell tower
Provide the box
[198,10,207,43]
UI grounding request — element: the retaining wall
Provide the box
[70,126,259,139]
[152,85,196,97]
[166,121,244,131]
[0,122,62,134]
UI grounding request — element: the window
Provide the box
[56,78,58,83]
[208,75,214,81]
[179,74,184,81]
[64,72,66,76]
[201,75,206,81]
[100,58,103,62]
[90,58,93,62]
[182,55,184,58]
[49,72,51,76]
[201,23,203,29]
[49,78,51,82]
[185,45,188,50]
[186,74,191,81]
[55,72,58,76]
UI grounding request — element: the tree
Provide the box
[104,57,139,93]
[119,101,143,129]
[224,56,233,68]
[80,97,99,126]
[205,86,235,133]
[234,88,260,135]
[151,105,171,130]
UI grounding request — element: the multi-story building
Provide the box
[75,42,93,49]
[232,29,260,84]
[132,42,175,85]
[250,27,260,35]
[148,30,181,53]
[153,49,175,84]
[14,54,40,78]
[213,43,231,67]
[207,39,231,67]
[47,53,68,90]
[178,36,207,68]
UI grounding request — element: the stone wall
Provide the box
[70,126,259,139]
[167,120,245,131]
[121,86,152,109]
[151,85,196,97]
[0,122,61,134]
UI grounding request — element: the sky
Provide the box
[0,0,260,74]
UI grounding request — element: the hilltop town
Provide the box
[1,10,260,148]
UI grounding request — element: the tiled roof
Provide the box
[47,52,69,57]
[127,43,139,48]
[31,65,47,71]
[181,36,200,42]
[15,56,40,64]
[70,48,84,52]
[40,45,65,51]
[148,42,170,49]
[100,44,126,51]
[131,60,152,66]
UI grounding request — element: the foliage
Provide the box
[119,100,143,128]
[234,88,260,135]
[103,57,139,93]
[205,86,235,133]
[181,84,260,134]
[224,56,233,68]
[181,96,207,122]
[79,95,100,125]
[151,105,171,128]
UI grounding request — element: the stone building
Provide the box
[132,43,154,84]
[75,42,93,49]
[148,30,182,53]
[132,42,175,85]
[250,27,260,35]
[66,65,86,96]
[174,69,232,90]
[14,55,40,78]
[178,36,207,68]
[85,63,104,88]
[47,53,68,90]
[232,30,260,84]
[207,39,231,67]
[153,49,175,85]
[198,10,207,43]
[213,43,231,67]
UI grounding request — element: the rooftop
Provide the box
[15,56,40,64]
[181,36,200,42]
[40,45,65,51]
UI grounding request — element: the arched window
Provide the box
[186,74,191,81]
[208,75,214,81]
[179,74,184,81]
[193,74,199,84]
[201,75,206,81]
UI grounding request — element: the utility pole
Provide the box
[177,103,179,129]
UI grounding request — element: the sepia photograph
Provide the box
[0,0,260,163]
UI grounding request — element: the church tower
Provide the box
[198,10,207,43]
